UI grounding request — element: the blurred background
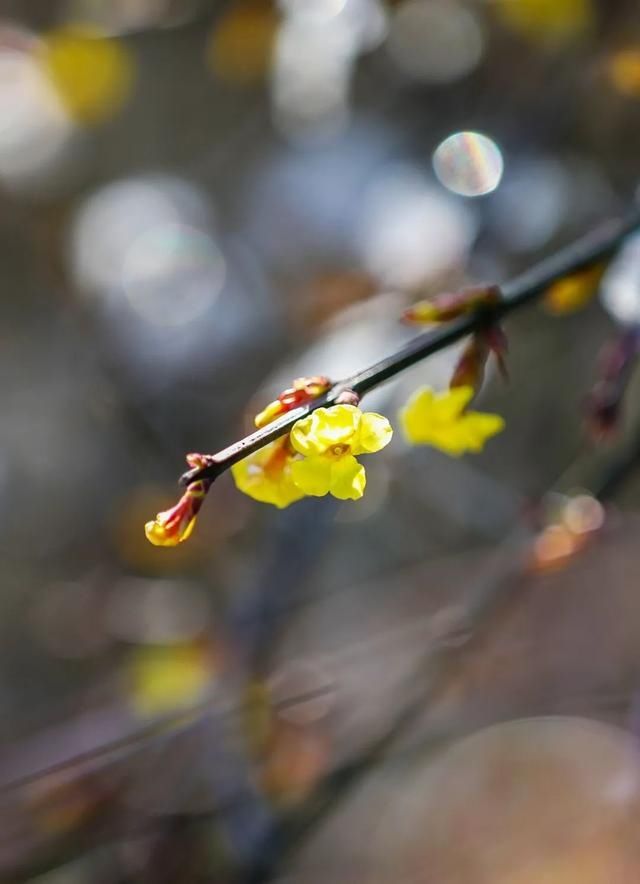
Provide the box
[3,0,640,881]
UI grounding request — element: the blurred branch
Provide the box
[182,209,640,487]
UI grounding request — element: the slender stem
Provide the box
[182,210,640,486]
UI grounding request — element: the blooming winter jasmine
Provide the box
[400,386,505,455]
[289,405,393,500]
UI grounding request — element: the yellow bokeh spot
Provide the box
[400,386,504,456]
[39,25,133,124]
[208,1,277,85]
[129,642,212,718]
[544,262,607,315]
[608,49,640,98]
[494,0,594,43]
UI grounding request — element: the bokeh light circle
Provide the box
[71,174,226,328]
[0,41,74,186]
[387,0,483,84]
[433,131,504,197]
[121,222,226,327]
[356,165,477,287]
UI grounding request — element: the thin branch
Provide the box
[181,210,640,487]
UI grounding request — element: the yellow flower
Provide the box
[400,386,504,456]
[144,480,208,547]
[231,437,305,508]
[289,404,392,501]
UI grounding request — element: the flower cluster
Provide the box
[233,404,393,505]
[101,97,635,552]
[145,282,515,545]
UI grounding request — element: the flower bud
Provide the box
[145,479,210,547]
[449,325,508,393]
[585,329,639,440]
[403,285,501,325]
[254,376,332,428]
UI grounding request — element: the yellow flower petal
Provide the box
[431,385,475,421]
[329,454,366,500]
[291,456,333,497]
[290,404,361,456]
[424,413,505,456]
[231,439,304,508]
[399,388,434,443]
[353,412,393,454]
[400,386,474,442]
[459,412,505,450]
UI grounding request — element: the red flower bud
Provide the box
[145,479,211,547]
[255,376,332,428]
[449,324,509,393]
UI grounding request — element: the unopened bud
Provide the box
[403,284,501,325]
[254,376,332,428]
[584,329,640,440]
[449,324,508,393]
